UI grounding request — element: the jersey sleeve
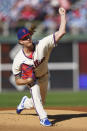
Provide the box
[12,55,21,76]
[36,34,57,57]
[39,33,56,48]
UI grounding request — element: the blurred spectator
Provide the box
[67,5,87,34]
[50,0,59,7]
[39,14,57,34]
[19,5,38,20]
[0,0,87,35]
[58,0,71,10]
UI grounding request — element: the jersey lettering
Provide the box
[34,57,45,68]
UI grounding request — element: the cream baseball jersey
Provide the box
[12,34,56,78]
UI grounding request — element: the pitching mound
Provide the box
[0,108,87,131]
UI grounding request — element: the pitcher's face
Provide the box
[19,35,33,48]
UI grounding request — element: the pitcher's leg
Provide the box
[30,84,47,119]
[38,74,48,105]
[39,81,48,105]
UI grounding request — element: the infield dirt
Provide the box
[0,107,87,131]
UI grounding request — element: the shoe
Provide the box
[16,96,27,114]
[40,118,52,126]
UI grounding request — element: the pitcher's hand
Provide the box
[59,7,66,15]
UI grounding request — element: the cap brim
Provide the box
[21,33,31,39]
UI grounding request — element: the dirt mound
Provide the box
[0,108,87,131]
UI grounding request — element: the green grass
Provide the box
[0,91,31,108]
[0,91,87,108]
[46,91,87,107]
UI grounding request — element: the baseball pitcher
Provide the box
[12,7,66,126]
